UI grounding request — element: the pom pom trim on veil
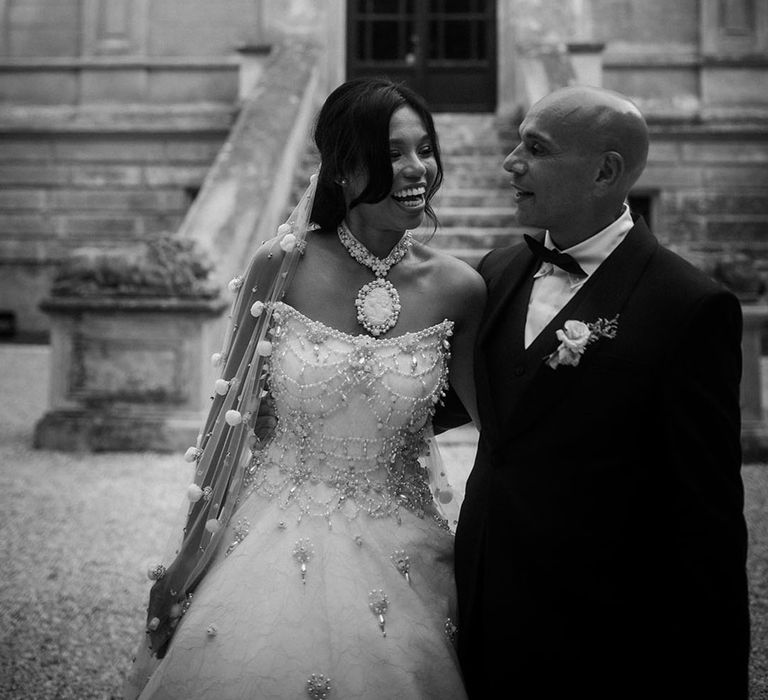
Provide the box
[170,172,320,601]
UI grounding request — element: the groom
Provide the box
[442,87,750,698]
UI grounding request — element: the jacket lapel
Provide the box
[502,217,659,438]
[475,241,540,442]
[478,242,539,348]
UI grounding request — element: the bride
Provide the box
[124,77,486,699]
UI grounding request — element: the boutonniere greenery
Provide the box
[545,315,619,369]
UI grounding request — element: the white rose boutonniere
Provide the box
[545,315,619,369]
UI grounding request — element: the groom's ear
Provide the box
[595,151,624,189]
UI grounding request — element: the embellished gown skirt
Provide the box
[134,492,464,699]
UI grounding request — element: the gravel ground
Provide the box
[0,344,766,699]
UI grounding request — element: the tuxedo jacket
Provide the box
[449,217,750,699]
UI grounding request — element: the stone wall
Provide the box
[2,0,263,58]
[0,0,331,338]
[0,0,261,107]
[592,0,699,44]
[640,126,768,266]
[0,113,231,336]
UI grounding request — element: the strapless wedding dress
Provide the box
[134,302,467,700]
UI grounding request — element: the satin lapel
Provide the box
[478,244,539,347]
[475,242,540,442]
[505,218,659,438]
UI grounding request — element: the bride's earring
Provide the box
[337,177,348,187]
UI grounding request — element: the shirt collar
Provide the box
[543,203,633,278]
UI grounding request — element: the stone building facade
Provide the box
[1,0,767,337]
[0,0,337,336]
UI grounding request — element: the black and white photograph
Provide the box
[0,1,766,698]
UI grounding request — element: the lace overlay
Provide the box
[136,303,466,700]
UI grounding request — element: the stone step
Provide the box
[434,205,518,228]
[433,114,505,155]
[433,188,513,207]
[433,229,521,250]
[441,168,512,189]
[439,163,510,185]
[415,224,535,249]
[429,114,517,265]
[440,153,510,168]
[438,141,506,157]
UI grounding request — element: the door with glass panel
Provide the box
[347,0,496,112]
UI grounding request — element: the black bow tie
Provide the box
[524,234,586,277]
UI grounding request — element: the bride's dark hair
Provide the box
[310,77,443,231]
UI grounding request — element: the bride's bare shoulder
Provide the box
[415,243,486,316]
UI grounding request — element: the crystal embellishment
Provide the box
[368,589,389,637]
[391,549,411,584]
[225,518,250,557]
[337,220,413,337]
[337,220,413,276]
[293,538,314,584]
[306,673,332,699]
[444,617,458,644]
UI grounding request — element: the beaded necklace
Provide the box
[337,220,414,337]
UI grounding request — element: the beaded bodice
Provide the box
[243,302,453,526]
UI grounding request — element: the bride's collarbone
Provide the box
[278,291,448,340]
[283,244,450,337]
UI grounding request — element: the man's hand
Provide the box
[145,569,187,659]
[253,393,277,446]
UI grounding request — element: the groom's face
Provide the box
[503,98,603,242]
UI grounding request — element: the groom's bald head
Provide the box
[530,85,649,193]
[504,85,650,246]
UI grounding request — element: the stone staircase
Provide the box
[289,113,534,266]
[420,113,533,266]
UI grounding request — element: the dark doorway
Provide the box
[347,0,497,112]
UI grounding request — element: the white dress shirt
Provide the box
[524,204,634,348]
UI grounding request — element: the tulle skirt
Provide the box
[125,490,466,700]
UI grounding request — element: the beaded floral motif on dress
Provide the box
[241,302,453,527]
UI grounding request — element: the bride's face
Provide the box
[345,105,438,238]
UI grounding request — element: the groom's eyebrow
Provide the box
[534,132,555,148]
[520,124,552,146]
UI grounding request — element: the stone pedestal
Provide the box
[34,296,227,452]
[741,303,768,462]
